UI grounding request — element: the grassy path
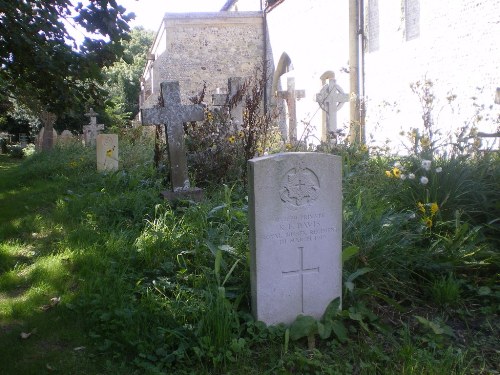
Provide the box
[0,154,102,375]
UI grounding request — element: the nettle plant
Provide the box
[185,69,279,186]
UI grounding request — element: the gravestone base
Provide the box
[161,187,204,202]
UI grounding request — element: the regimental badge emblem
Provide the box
[280,159,320,208]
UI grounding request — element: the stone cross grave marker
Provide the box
[141,81,205,201]
[96,134,119,172]
[248,152,342,325]
[277,77,305,142]
[315,78,349,138]
[40,111,57,151]
[83,108,104,146]
[212,77,244,130]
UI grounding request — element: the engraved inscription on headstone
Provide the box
[248,152,342,325]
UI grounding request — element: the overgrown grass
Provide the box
[0,133,498,374]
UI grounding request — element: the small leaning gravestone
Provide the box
[248,152,342,326]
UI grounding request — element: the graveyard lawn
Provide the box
[0,142,498,375]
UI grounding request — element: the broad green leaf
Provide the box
[289,315,317,341]
[323,297,342,321]
[205,240,218,256]
[342,245,359,264]
[218,244,236,254]
[331,320,348,343]
[317,321,332,339]
[478,286,491,296]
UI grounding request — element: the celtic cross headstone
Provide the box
[248,152,342,325]
[40,111,57,151]
[141,81,205,201]
[315,78,349,138]
[277,77,305,142]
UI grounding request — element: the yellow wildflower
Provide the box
[424,217,433,228]
[227,136,236,144]
[420,137,430,148]
[430,202,439,216]
[417,202,426,214]
[385,170,392,178]
[360,144,368,152]
[392,167,401,178]
[238,130,245,139]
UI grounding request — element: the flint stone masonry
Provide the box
[248,152,342,326]
[141,12,264,108]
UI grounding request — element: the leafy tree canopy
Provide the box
[0,0,134,115]
[102,27,154,128]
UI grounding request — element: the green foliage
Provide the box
[0,0,133,114]
[186,68,279,186]
[102,27,155,127]
[0,96,499,374]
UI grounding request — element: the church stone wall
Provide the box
[142,12,264,108]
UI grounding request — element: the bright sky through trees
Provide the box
[118,0,226,30]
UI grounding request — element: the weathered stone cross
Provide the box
[141,81,205,200]
[282,246,320,314]
[277,77,305,142]
[212,77,245,130]
[40,111,57,151]
[83,108,104,146]
[315,78,349,137]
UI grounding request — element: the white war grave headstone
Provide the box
[40,111,58,151]
[277,77,305,142]
[248,152,342,325]
[83,108,104,147]
[96,134,118,172]
[315,77,349,141]
[141,81,205,201]
[212,77,244,131]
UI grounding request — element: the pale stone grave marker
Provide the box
[212,77,244,130]
[96,134,118,172]
[83,108,104,146]
[248,152,342,325]
[315,77,349,140]
[141,81,205,201]
[277,77,305,142]
[19,133,28,148]
[58,130,73,145]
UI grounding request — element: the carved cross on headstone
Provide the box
[83,108,104,146]
[212,77,244,130]
[40,111,57,151]
[282,246,320,314]
[315,79,349,138]
[141,81,205,201]
[277,77,306,142]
